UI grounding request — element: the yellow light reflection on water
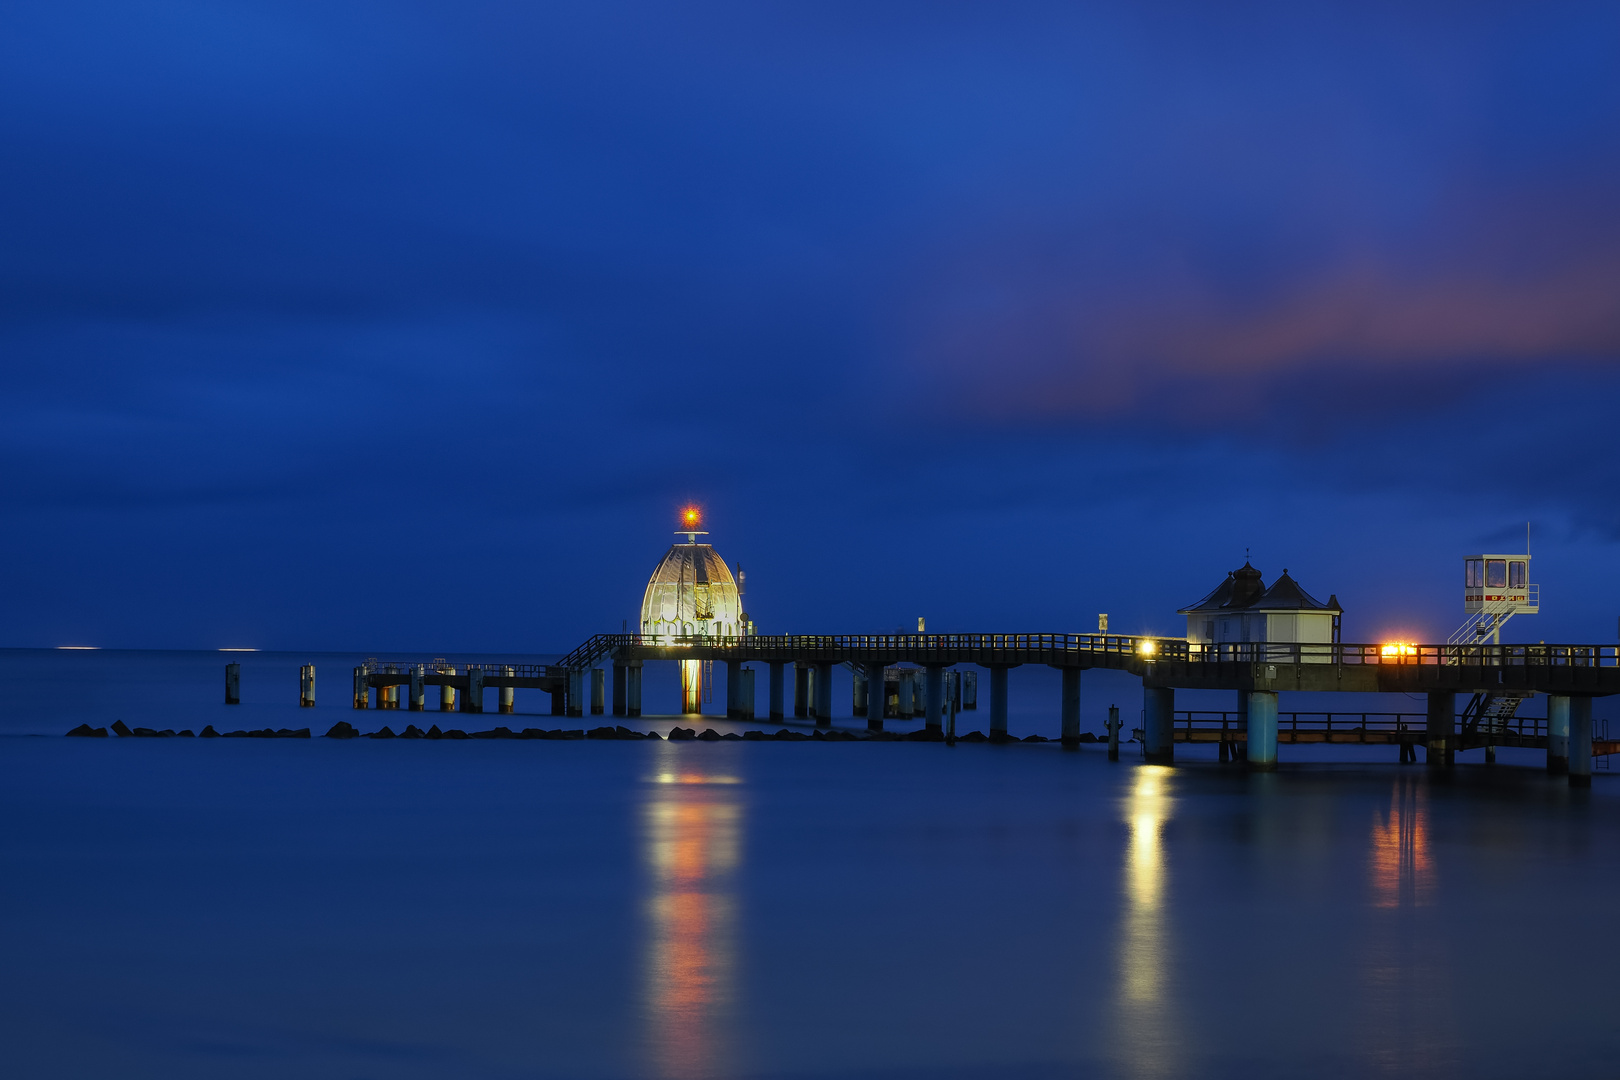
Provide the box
[643,743,741,1079]
[1115,765,1179,1079]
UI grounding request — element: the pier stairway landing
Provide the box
[1461,691,1533,739]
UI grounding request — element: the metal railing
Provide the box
[1173,710,1552,739]
[555,632,1620,670]
[360,659,559,678]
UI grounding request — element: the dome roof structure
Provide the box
[640,541,744,639]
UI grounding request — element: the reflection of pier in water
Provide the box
[1362,776,1455,1072]
[1114,766,1180,1079]
[642,744,742,1080]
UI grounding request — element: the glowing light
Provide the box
[1138,638,1157,657]
[681,506,702,527]
[57,646,99,650]
[1380,643,1417,657]
[219,648,258,652]
[654,773,742,785]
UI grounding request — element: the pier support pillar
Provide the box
[740,668,756,720]
[1143,686,1175,764]
[566,668,584,718]
[590,669,604,715]
[897,672,914,719]
[1426,691,1455,769]
[864,661,887,732]
[925,665,945,732]
[962,670,978,710]
[501,666,517,715]
[409,665,425,712]
[853,670,868,718]
[1246,690,1278,771]
[463,667,485,714]
[989,666,1011,741]
[353,667,369,709]
[1569,696,1593,789]
[300,664,316,708]
[612,664,627,717]
[1107,704,1121,761]
[1059,667,1081,748]
[726,660,743,718]
[1547,695,1570,775]
[627,662,643,718]
[768,662,784,721]
[225,663,240,705]
[794,664,810,719]
[440,681,455,711]
[814,662,834,728]
[550,686,565,716]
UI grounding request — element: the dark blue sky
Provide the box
[3,1,1619,651]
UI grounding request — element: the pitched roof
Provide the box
[1248,569,1343,612]
[1178,562,1266,614]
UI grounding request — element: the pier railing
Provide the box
[1172,710,1551,740]
[557,633,1620,670]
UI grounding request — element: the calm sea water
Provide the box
[1,650,1616,1079]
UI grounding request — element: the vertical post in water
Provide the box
[853,669,868,718]
[925,664,945,733]
[409,665,425,712]
[589,668,604,715]
[1547,695,1570,775]
[864,660,888,732]
[439,667,456,712]
[1569,696,1593,789]
[224,663,241,705]
[741,668,756,720]
[794,663,810,718]
[1143,685,1175,764]
[962,670,978,710]
[1246,690,1278,771]
[612,663,627,717]
[464,667,485,714]
[626,662,643,718]
[768,661,784,721]
[300,664,316,708]
[726,660,743,718]
[501,666,517,715]
[1107,704,1121,761]
[1426,691,1456,769]
[897,671,915,719]
[353,667,369,709]
[1059,667,1081,748]
[989,666,1010,741]
[566,669,584,718]
[814,662,834,728]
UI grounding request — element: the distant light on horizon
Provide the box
[57,645,100,650]
[219,648,259,652]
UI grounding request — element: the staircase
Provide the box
[1460,691,1533,737]
[1447,585,1540,646]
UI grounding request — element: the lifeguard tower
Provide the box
[1449,553,1539,645]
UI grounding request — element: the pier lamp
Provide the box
[1138,638,1157,659]
[1380,642,1417,658]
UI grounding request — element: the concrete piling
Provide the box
[1246,690,1278,771]
[726,660,743,718]
[794,664,810,719]
[353,667,369,709]
[225,663,241,705]
[925,664,944,732]
[626,662,643,718]
[502,665,517,714]
[1547,695,1570,774]
[409,665,425,711]
[768,661,784,721]
[741,667,756,719]
[590,668,603,715]
[864,660,887,732]
[1107,704,1120,761]
[814,662,834,728]
[567,668,584,718]
[1143,686,1175,764]
[440,669,456,711]
[989,666,1010,740]
[1426,691,1456,769]
[897,670,914,719]
[381,665,399,709]
[464,667,485,713]
[1059,667,1080,748]
[962,670,978,710]
[612,663,627,717]
[1569,696,1592,788]
[300,664,315,708]
[853,670,868,718]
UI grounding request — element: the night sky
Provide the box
[3,2,1619,652]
